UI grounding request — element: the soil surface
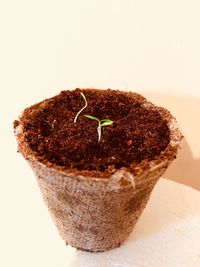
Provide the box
[19,89,170,172]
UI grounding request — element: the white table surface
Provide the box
[1,177,200,267]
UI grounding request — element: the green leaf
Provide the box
[100,119,110,122]
[100,119,113,127]
[84,115,100,123]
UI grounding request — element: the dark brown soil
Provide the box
[19,89,170,172]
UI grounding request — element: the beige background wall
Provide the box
[1,0,200,190]
[141,91,200,191]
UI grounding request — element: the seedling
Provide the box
[74,92,88,123]
[44,119,57,129]
[84,115,113,142]
[51,119,57,129]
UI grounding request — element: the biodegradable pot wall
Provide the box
[14,89,182,252]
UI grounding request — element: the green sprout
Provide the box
[74,92,88,123]
[51,119,57,129]
[44,119,57,129]
[84,115,113,142]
